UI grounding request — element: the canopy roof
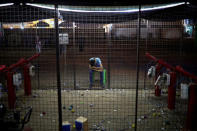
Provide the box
[0,0,195,6]
[0,2,197,23]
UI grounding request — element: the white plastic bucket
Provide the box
[29,65,35,76]
[181,83,189,99]
[13,73,22,87]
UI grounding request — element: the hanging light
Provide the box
[26,2,186,13]
[0,3,13,7]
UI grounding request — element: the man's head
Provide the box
[89,58,95,66]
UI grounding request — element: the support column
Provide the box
[7,71,16,109]
[24,64,31,96]
[155,64,162,96]
[186,84,197,130]
[134,4,141,131]
[55,4,63,131]
[168,72,176,110]
[107,24,112,89]
[72,22,76,90]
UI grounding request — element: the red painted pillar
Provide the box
[155,64,162,96]
[168,72,176,110]
[7,71,16,109]
[155,86,161,96]
[24,64,31,96]
[186,84,197,130]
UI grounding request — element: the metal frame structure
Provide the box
[0,1,196,131]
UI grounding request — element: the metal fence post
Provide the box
[135,3,141,131]
[55,4,63,131]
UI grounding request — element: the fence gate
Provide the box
[59,5,138,131]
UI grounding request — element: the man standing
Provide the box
[89,57,104,89]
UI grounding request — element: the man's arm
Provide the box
[89,64,103,72]
[89,64,96,70]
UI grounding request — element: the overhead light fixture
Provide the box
[20,25,24,30]
[0,3,14,7]
[26,2,186,13]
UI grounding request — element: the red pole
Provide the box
[8,58,26,71]
[145,53,158,62]
[24,64,31,96]
[26,53,40,62]
[176,66,197,82]
[23,53,40,96]
[186,84,197,130]
[7,71,16,109]
[0,65,6,71]
[155,64,162,96]
[146,53,197,81]
[155,86,161,96]
[158,60,175,71]
[168,72,176,110]
[145,53,175,70]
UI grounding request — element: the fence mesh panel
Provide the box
[0,3,196,131]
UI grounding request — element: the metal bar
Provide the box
[146,53,197,82]
[35,27,40,90]
[7,71,16,109]
[176,66,197,82]
[73,22,76,89]
[158,59,175,71]
[155,64,163,96]
[107,25,111,89]
[135,4,141,131]
[8,58,26,70]
[168,72,176,110]
[7,54,40,71]
[186,84,197,130]
[37,56,40,89]
[146,20,149,50]
[26,53,40,62]
[55,4,63,131]
[146,53,175,71]
[145,52,158,62]
[24,64,32,96]
[144,20,149,90]
[179,20,183,57]
[143,65,146,90]
[0,65,6,72]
